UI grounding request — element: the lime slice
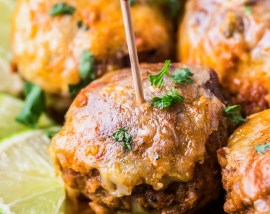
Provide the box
[0,93,54,140]
[0,130,65,214]
[0,0,23,96]
[0,0,14,57]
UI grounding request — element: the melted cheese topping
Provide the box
[12,0,172,95]
[51,63,227,197]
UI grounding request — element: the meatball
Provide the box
[12,0,173,96]
[178,0,270,115]
[218,109,270,214]
[50,63,228,213]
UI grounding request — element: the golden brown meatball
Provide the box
[50,63,228,213]
[178,0,270,115]
[12,0,173,96]
[218,109,270,214]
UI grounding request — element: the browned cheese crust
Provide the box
[12,0,172,96]
[178,0,270,115]
[218,109,270,214]
[50,63,228,213]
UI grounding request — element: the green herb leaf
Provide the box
[129,0,136,6]
[154,0,180,18]
[69,49,95,98]
[79,49,95,80]
[224,105,247,126]
[245,6,252,15]
[50,3,75,16]
[149,60,171,87]
[112,127,132,151]
[23,81,33,95]
[172,68,193,84]
[16,82,46,127]
[255,143,270,155]
[151,87,184,109]
[166,0,180,18]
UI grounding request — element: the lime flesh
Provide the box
[0,0,14,58]
[0,0,23,96]
[0,130,65,214]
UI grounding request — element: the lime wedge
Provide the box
[0,93,54,140]
[0,130,65,214]
[0,0,14,57]
[0,0,23,96]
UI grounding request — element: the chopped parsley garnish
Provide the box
[165,0,180,18]
[172,68,193,84]
[151,87,184,109]
[245,6,252,15]
[224,105,247,126]
[112,128,132,151]
[255,143,270,155]
[129,0,136,6]
[79,49,95,80]
[50,3,75,16]
[154,0,180,18]
[16,82,45,127]
[69,49,95,98]
[77,20,89,31]
[149,60,171,87]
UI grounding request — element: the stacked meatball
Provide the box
[50,63,228,213]
[12,0,173,96]
[218,109,270,214]
[179,0,270,115]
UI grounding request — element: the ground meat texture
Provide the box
[50,63,228,213]
[178,0,270,116]
[218,109,270,214]
[12,0,173,96]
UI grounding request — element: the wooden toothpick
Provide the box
[120,0,145,104]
